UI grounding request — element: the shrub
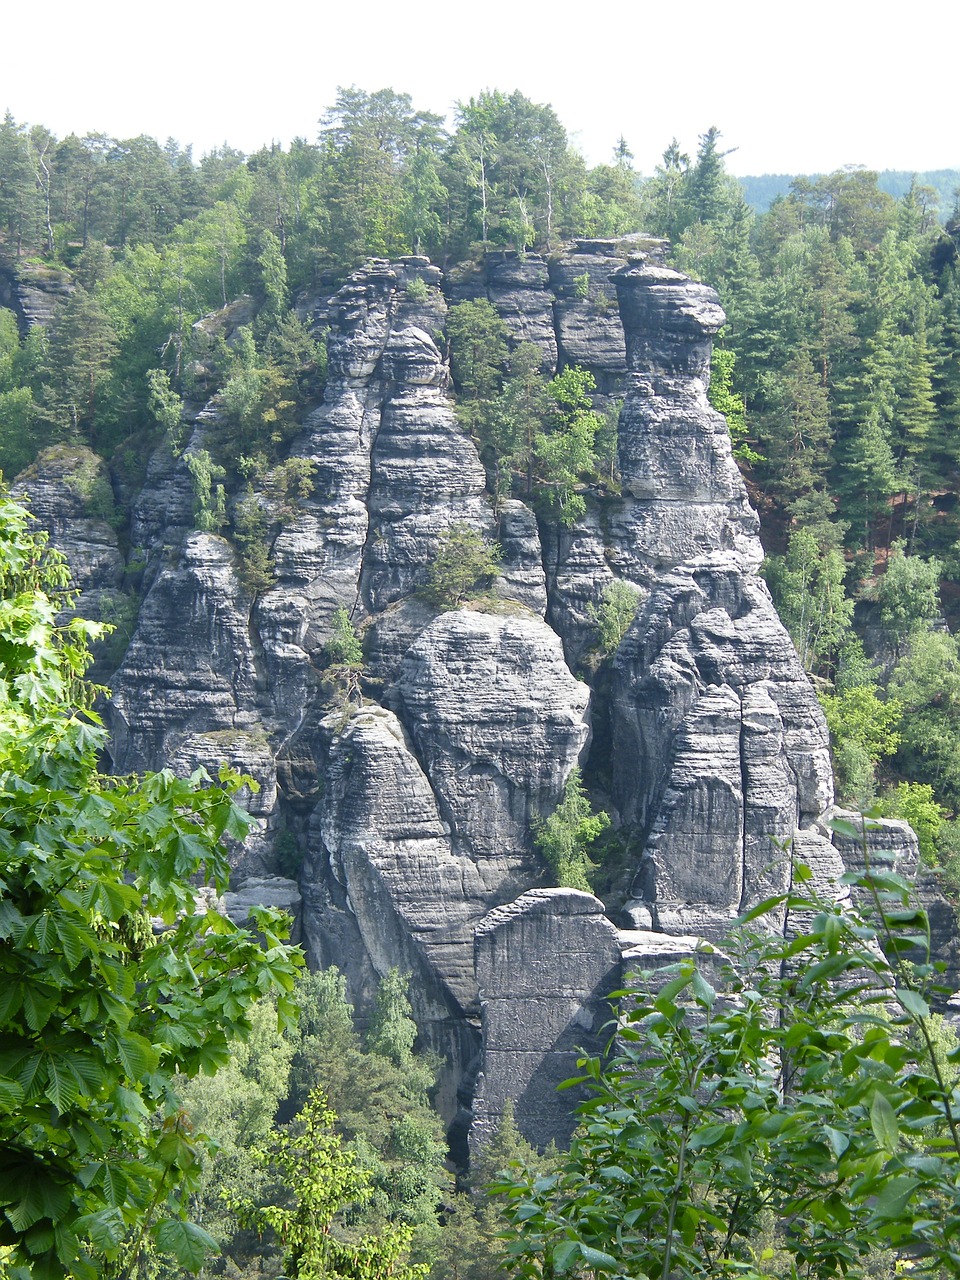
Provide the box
[533,767,610,892]
[588,579,640,657]
[423,525,501,607]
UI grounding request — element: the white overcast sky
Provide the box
[4,0,956,178]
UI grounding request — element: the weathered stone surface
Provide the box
[600,260,834,938]
[548,249,627,393]
[105,532,259,772]
[394,611,591,863]
[361,326,492,611]
[827,806,919,878]
[364,597,441,686]
[540,511,616,667]
[25,247,849,1153]
[192,295,257,344]
[491,499,548,616]
[615,262,726,377]
[128,438,198,568]
[221,876,302,927]
[0,258,74,332]
[473,889,621,1149]
[12,445,124,606]
[448,252,558,372]
[311,705,486,1011]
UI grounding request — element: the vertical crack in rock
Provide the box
[738,692,750,915]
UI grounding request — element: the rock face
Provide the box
[17,241,846,1156]
[0,258,74,333]
[602,262,832,937]
[473,890,621,1149]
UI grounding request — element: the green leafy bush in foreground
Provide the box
[496,815,960,1280]
[0,487,301,1279]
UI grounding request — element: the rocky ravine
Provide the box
[16,239,866,1155]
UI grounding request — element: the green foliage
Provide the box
[170,995,296,1274]
[325,607,363,669]
[495,829,960,1280]
[889,630,960,811]
[231,487,274,592]
[0,386,40,482]
[404,274,429,302]
[820,673,903,807]
[873,542,942,641]
[145,368,183,449]
[38,289,119,449]
[184,448,226,533]
[467,342,548,498]
[0,310,40,480]
[255,228,288,333]
[0,486,301,1279]
[285,969,451,1268]
[765,526,854,675]
[366,968,418,1068]
[533,767,610,892]
[534,366,606,525]
[322,608,364,711]
[424,1099,555,1280]
[228,1086,427,1280]
[587,579,640,658]
[447,300,509,403]
[423,525,501,607]
[881,780,944,864]
[707,345,760,463]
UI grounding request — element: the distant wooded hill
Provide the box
[738,170,960,216]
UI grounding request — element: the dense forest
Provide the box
[2,87,960,1278]
[738,167,960,215]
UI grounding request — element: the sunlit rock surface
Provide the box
[17,241,855,1154]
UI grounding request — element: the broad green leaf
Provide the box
[154,1218,218,1272]
[823,1126,850,1158]
[76,1207,125,1253]
[871,1174,918,1220]
[826,816,865,840]
[44,1059,81,1112]
[870,1091,899,1154]
[552,1240,579,1274]
[0,1075,24,1108]
[578,1244,618,1271]
[692,970,716,1008]
[896,988,929,1019]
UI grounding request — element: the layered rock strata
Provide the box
[18,241,850,1153]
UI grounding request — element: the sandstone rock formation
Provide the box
[0,258,74,333]
[17,239,854,1155]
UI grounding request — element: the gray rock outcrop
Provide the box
[16,242,851,1156]
[0,258,74,333]
[473,889,621,1150]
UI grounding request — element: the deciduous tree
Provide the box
[0,488,300,1280]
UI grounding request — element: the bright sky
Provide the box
[5,0,956,178]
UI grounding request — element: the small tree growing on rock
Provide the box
[423,525,501,608]
[533,767,610,893]
[323,607,364,709]
[587,579,640,658]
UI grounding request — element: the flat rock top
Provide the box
[476,887,608,935]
